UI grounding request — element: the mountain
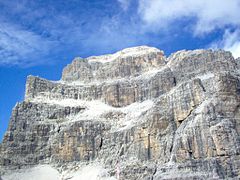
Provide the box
[0,46,240,179]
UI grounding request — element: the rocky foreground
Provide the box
[0,46,240,179]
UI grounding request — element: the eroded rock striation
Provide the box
[0,46,240,179]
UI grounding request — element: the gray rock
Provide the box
[1,46,240,179]
[61,46,166,82]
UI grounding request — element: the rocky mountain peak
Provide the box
[61,46,166,83]
[87,46,164,63]
[1,46,240,179]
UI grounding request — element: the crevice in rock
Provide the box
[198,79,206,92]
[151,166,157,180]
[188,150,193,158]
[173,77,177,86]
[119,146,124,156]
[177,108,195,127]
[57,126,61,133]
[116,83,120,107]
[169,143,173,154]
[177,120,184,126]
[99,137,103,150]
[147,134,151,160]
[74,94,78,100]
[236,79,240,95]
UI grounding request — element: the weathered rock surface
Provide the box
[0,46,240,180]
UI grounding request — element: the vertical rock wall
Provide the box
[1,46,240,179]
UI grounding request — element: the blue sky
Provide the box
[0,0,240,141]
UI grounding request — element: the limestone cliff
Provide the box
[0,46,240,180]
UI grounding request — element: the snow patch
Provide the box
[119,100,153,129]
[2,165,60,180]
[88,46,162,64]
[2,164,116,180]
[196,73,214,81]
[30,97,88,107]
[194,99,211,114]
[67,100,116,121]
[62,165,116,180]
[30,97,154,130]
[67,99,154,130]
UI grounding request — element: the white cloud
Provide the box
[222,31,240,59]
[138,0,240,35]
[0,1,84,66]
[0,0,144,66]
[226,42,240,59]
[1,0,239,67]
[0,22,57,66]
[210,30,240,58]
[118,0,131,10]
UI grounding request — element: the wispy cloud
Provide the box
[117,0,131,10]
[0,0,145,66]
[138,0,240,35]
[1,0,240,66]
[0,0,68,66]
[0,21,57,66]
[211,30,240,58]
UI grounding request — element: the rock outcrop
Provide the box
[0,46,240,180]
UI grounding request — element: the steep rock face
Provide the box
[61,46,165,82]
[25,67,175,107]
[0,46,240,180]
